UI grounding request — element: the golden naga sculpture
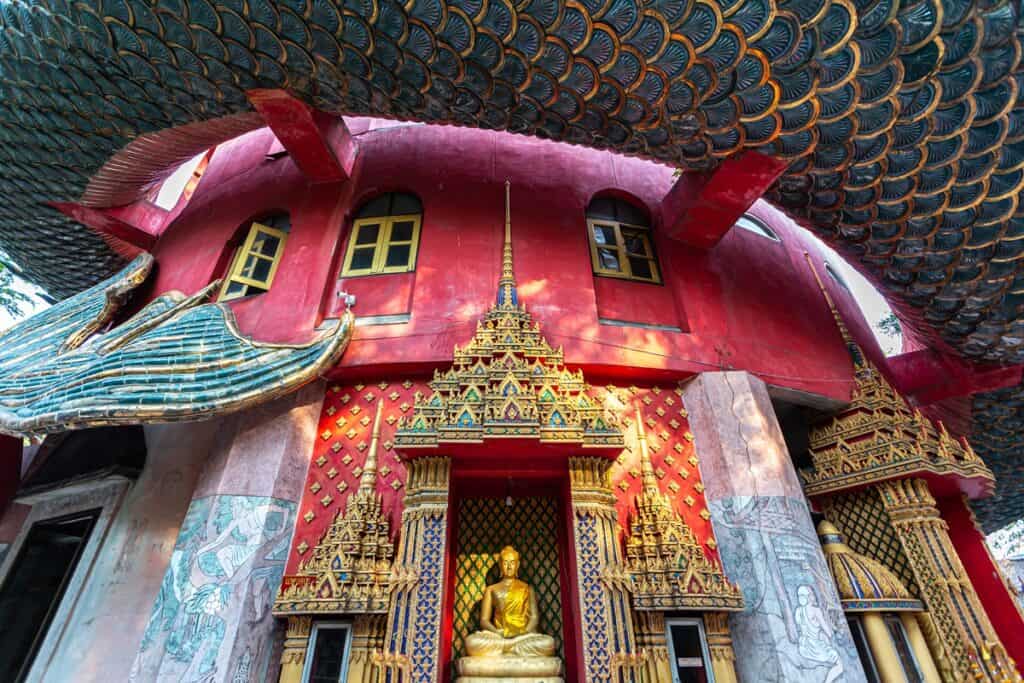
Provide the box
[457,546,563,682]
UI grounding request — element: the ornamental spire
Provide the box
[635,404,659,494]
[497,179,518,307]
[803,251,866,368]
[359,399,384,494]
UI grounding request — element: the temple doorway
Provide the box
[443,472,578,681]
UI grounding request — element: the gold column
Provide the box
[278,615,312,683]
[861,613,908,683]
[878,478,1018,680]
[900,613,941,683]
[346,614,385,683]
[569,456,639,682]
[703,612,738,683]
[634,612,672,683]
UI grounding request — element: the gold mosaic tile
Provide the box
[337,481,349,493]
[320,494,333,507]
[350,404,362,415]
[315,455,327,467]
[310,482,322,493]
[320,429,332,440]
[360,415,371,427]
[327,467,339,479]
[331,442,342,453]
[303,510,315,523]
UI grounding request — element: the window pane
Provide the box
[847,617,881,683]
[391,193,422,215]
[385,244,411,268]
[225,281,247,298]
[622,231,649,255]
[668,622,709,683]
[587,198,617,220]
[308,627,349,683]
[0,511,99,682]
[617,201,649,226]
[356,194,391,218]
[390,220,415,243]
[592,224,616,246]
[886,616,923,683]
[240,255,273,283]
[598,248,621,272]
[629,257,654,280]
[355,223,380,245]
[251,232,281,257]
[349,247,375,271]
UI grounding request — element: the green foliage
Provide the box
[876,312,902,339]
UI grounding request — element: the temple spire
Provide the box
[635,404,659,494]
[803,251,866,368]
[497,179,518,307]
[358,399,384,495]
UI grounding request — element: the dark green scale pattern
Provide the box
[452,496,564,666]
[1,0,1024,526]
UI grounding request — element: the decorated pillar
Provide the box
[279,616,312,683]
[703,613,739,683]
[568,456,639,682]
[682,371,866,682]
[381,456,451,682]
[878,478,1018,680]
[802,252,1016,682]
[131,382,324,683]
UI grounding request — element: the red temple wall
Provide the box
[147,122,889,405]
[286,380,718,575]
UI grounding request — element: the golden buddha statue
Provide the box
[456,546,563,682]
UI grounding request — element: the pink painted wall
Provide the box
[149,121,887,404]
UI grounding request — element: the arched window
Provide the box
[341,192,422,276]
[585,197,661,283]
[219,212,290,301]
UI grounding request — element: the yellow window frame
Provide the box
[341,214,422,276]
[586,218,661,283]
[218,221,288,301]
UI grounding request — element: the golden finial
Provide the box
[359,399,384,494]
[802,251,865,368]
[497,179,517,306]
[635,403,658,493]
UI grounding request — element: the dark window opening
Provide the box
[0,509,100,682]
[667,619,711,683]
[885,614,924,683]
[847,616,880,683]
[306,624,350,683]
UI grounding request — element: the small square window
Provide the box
[586,198,661,283]
[341,195,422,277]
[219,218,289,301]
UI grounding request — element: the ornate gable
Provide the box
[274,401,395,615]
[624,406,744,611]
[801,255,994,498]
[395,183,623,450]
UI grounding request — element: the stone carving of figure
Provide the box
[795,585,844,683]
[456,546,562,682]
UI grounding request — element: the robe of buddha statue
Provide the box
[462,546,557,659]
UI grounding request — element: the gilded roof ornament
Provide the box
[274,400,395,615]
[800,253,994,497]
[624,404,744,611]
[394,182,624,449]
[817,520,923,612]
